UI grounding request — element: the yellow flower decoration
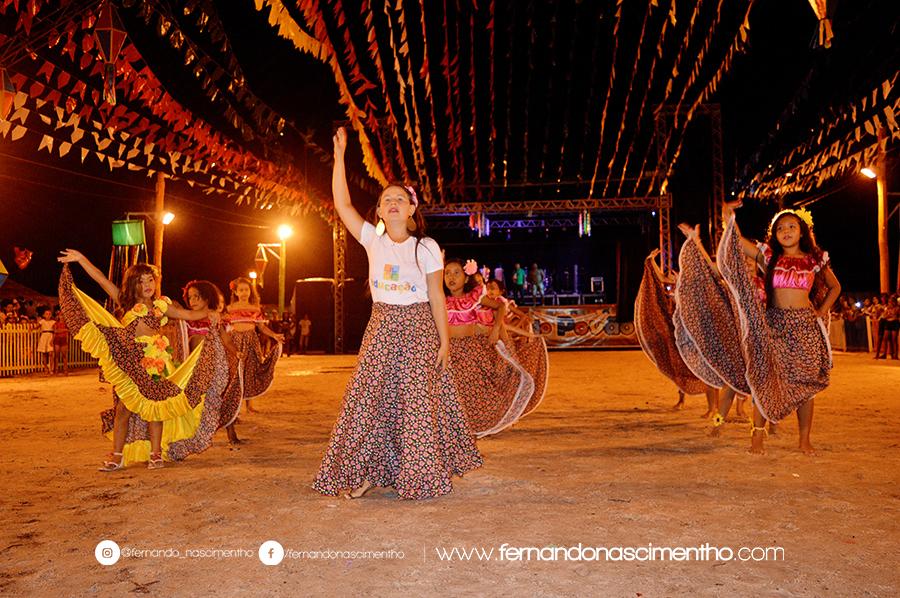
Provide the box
[767,207,815,237]
[131,303,149,316]
[153,297,170,326]
[136,333,175,379]
[712,413,725,427]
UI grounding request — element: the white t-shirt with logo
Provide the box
[360,221,443,305]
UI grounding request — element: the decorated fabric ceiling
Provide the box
[1,0,897,217]
[0,0,325,217]
[259,0,756,205]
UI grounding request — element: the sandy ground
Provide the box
[1,350,899,597]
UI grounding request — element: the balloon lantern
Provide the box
[94,2,127,105]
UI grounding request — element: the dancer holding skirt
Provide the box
[444,258,535,437]
[313,128,482,500]
[635,249,718,414]
[57,252,219,470]
[718,202,840,454]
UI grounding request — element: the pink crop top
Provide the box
[757,243,829,291]
[475,296,508,326]
[224,309,267,324]
[185,319,211,336]
[446,285,485,326]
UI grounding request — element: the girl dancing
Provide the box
[719,202,840,454]
[444,258,534,437]
[167,280,242,460]
[312,128,482,500]
[57,251,219,470]
[223,277,283,413]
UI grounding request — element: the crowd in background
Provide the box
[831,292,900,357]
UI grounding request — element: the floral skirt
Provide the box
[634,255,708,395]
[313,302,483,500]
[510,334,549,416]
[166,328,232,461]
[448,335,534,437]
[225,329,279,401]
[673,236,751,395]
[718,217,832,421]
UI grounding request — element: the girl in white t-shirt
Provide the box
[313,127,482,500]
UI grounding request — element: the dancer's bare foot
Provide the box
[344,479,373,500]
[701,409,714,419]
[672,396,685,410]
[749,428,766,455]
[709,426,722,438]
[246,403,258,413]
[799,440,816,456]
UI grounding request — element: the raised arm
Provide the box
[722,200,764,262]
[58,249,120,303]
[332,127,366,242]
[165,304,217,323]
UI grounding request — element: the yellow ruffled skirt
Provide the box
[59,266,210,465]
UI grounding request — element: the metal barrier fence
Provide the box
[0,324,97,377]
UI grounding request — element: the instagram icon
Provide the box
[94,540,121,566]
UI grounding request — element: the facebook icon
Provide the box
[258,540,285,565]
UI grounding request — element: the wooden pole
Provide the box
[153,172,165,273]
[278,240,286,317]
[876,128,889,294]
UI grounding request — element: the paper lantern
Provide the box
[111,219,146,246]
[94,2,127,105]
[254,244,269,288]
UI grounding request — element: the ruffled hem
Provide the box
[69,284,205,422]
[105,399,206,465]
[74,319,203,421]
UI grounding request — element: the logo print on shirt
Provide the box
[383,264,400,281]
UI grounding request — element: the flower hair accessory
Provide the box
[463,259,478,276]
[767,207,814,237]
[404,185,419,206]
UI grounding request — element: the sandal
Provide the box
[99,452,124,472]
[147,452,165,470]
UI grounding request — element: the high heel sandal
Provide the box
[147,452,165,470]
[99,452,124,472]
